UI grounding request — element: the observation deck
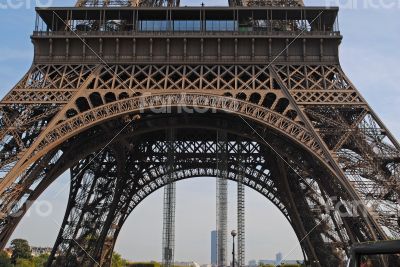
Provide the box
[32,6,341,64]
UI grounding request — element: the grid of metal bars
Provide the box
[162,128,176,267]
[237,142,246,267]
[216,131,228,267]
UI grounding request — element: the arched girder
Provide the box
[0,112,392,266]
[0,93,326,198]
[47,135,340,266]
[0,1,397,266]
[0,113,303,246]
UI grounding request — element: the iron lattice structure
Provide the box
[0,1,399,267]
[216,131,228,267]
[237,142,245,267]
[162,128,176,267]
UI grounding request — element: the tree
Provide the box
[32,253,50,267]
[0,251,12,267]
[10,239,32,264]
[15,258,34,267]
[111,252,130,267]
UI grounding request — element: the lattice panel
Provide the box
[291,90,364,105]
[34,93,323,159]
[47,138,290,265]
[274,65,353,91]
[0,105,60,172]
[270,63,400,241]
[2,89,76,104]
[15,64,96,90]
[90,65,276,91]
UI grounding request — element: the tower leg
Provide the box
[47,146,131,267]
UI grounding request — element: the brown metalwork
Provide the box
[0,1,399,267]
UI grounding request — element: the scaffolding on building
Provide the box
[216,130,228,267]
[237,141,245,267]
[162,128,176,267]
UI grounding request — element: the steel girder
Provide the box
[237,141,246,267]
[0,4,399,264]
[0,100,396,266]
[0,60,399,265]
[0,61,399,265]
[216,130,228,267]
[39,120,352,266]
[0,2,398,267]
[162,128,176,267]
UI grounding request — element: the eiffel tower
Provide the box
[0,0,399,266]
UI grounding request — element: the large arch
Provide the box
[0,93,324,193]
[45,123,336,266]
[0,106,391,266]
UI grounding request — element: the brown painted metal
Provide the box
[0,1,399,267]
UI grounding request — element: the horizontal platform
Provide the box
[32,35,340,64]
[34,6,339,34]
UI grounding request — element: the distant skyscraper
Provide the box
[211,230,217,266]
[275,252,283,265]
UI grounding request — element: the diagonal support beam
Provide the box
[269,66,388,243]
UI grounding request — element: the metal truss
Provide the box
[0,60,398,264]
[0,62,398,265]
[0,2,399,266]
[162,128,176,267]
[36,121,360,266]
[237,142,245,267]
[216,131,228,267]
[0,107,397,266]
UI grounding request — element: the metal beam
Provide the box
[216,130,228,267]
[162,128,176,267]
[237,141,245,267]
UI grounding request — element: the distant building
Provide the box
[174,261,200,267]
[31,246,52,256]
[253,257,303,266]
[211,230,217,266]
[275,252,283,265]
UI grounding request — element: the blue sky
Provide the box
[0,0,399,264]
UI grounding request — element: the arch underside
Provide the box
[48,123,339,266]
[0,113,391,266]
[0,62,398,266]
